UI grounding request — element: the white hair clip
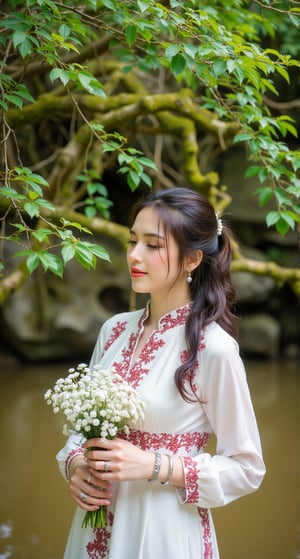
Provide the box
[215,212,223,236]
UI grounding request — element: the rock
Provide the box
[233,271,276,304]
[0,235,131,362]
[238,313,281,357]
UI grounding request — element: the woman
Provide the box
[57,187,265,559]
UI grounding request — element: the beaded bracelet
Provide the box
[148,452,162,482]
[161,455,174,486]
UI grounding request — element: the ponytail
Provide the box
[176,222,237,402]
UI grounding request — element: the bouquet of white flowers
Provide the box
[45,363,145,528]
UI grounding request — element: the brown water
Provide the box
[0,359,299,559]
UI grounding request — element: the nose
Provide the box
[127,242,142,262]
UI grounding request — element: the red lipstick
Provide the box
[131,267,146,278]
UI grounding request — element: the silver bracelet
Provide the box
[161,455,174,486]
[148,452,162,482]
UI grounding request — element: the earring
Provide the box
[186,271,192,283]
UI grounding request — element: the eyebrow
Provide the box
[129,229,166,240]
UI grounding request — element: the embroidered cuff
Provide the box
[65,448,84,481]
[176,456,200,504]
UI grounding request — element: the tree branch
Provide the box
[7,37,110,81]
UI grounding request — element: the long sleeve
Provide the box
[56,432,86,482]
[177,329,266,508]
[55,319,110,481]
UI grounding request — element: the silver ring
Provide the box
[103,460,109,472]
[80,491,87,502]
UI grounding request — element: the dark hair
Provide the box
[128,187,237,402]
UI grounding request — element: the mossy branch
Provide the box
[231,254,300,295]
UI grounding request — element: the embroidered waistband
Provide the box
[120,428,210,454]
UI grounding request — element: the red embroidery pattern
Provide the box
[181,456,199,503]
[86,511,114,558]
[121,428,210,454]
[112,306,192,388]
[159,305,191,333]
[112,311,146,381]
[198,508,213,559]
[126,335,165,388]
[180,349,199,394]
[180,331,206,394]
[102,320,127,353]
[65,447,83,480]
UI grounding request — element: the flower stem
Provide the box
[82,506,107,529]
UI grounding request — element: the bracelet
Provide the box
[161,455,174,486]
[148,452,162,482]
[66,449,84,481]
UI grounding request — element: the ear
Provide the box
[185,249,203,273]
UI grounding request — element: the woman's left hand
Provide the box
[83,437,154,482]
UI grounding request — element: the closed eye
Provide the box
[147,244,160,250]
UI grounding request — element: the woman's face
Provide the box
[127,206,185,296]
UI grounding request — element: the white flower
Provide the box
[44,363,145,440]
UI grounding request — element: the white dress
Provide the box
[57,303,265,559]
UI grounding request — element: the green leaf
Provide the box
[36,199,55,212]
[233,133,253,144]
[84,243,110,261]
[137,157,158,170]
[6,94,24,108]
[279,121,298,138]
[77,72,106,98]
[258,168,268,183]
[49,68,71,86]
[87,182,107,196]
[274,188,289,206]
[125,25,137,47]
[19,38,34,58]
[266,211,280,227]
[39,252,63,277]
[28,190,39,201]
[101,0,117,10]
[59,24,71,40]
[275,217,290,236]
[26,252,40,274]
[61,243,75,264]
[280,210,296,229]
[85,206,97,218]
[255,187,273,207]
[24,202,40,218]
[141,172,152,187]
[165,44,180,59]
[127,170,141,191]
[212,59,227,77]
[10,223,27,233]
[245,165,261,178]
[184,44,198,58]
[275,65,290,83]
[137,0,151,12]
[227,59,236,74]
[171,53,186,76]
[0,187,25,200]
[12,30,28,48]
[74,244,96,270]
[32,228,53,243]
[0,99,8,111]
[15,84,35,103]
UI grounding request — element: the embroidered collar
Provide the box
[140,300,192,333]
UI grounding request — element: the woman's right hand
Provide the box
[68,455,113,511]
